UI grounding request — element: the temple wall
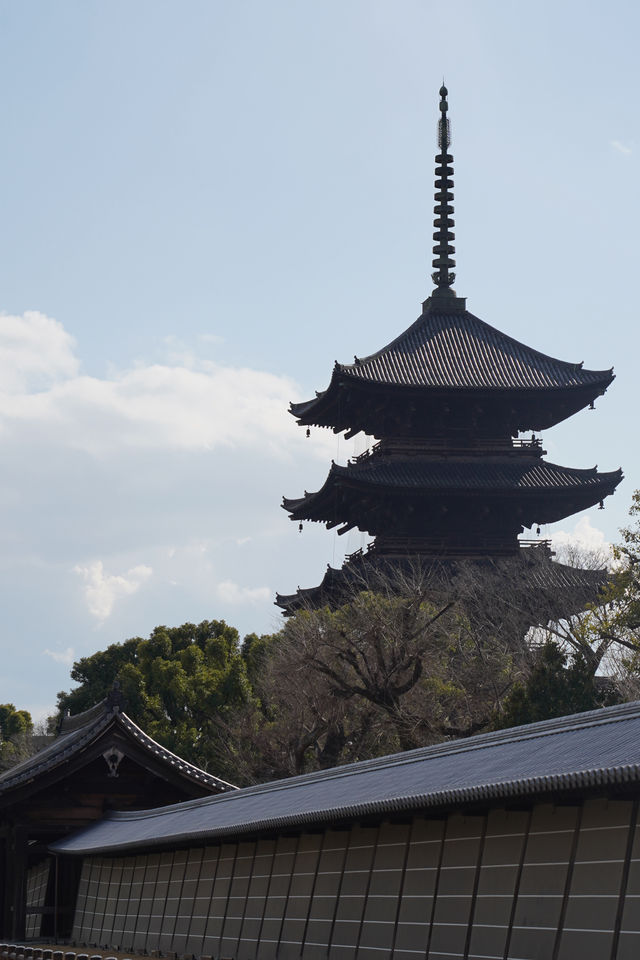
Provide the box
[71,797,640,960]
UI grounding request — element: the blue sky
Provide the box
[0,0,638,720]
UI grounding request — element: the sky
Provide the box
[0,0,638,721]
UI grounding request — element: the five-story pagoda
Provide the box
[277,86,621,614]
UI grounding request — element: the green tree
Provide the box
[495,640,617,728]
[0,703,34,771]
[56,620,254,779]
[0,703,33,740]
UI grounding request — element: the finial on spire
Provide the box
[431,84,456,296]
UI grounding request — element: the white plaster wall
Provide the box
[71,797,640,959]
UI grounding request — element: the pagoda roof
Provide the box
[275,549,608,618]
[291,300,614,425]
[283,457,622,518]
[0,693,235,802]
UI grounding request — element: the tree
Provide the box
[493,492,640,727]
[0,703,32,740]
[520,495,640,707]
[495,639,618,728]
[56,514,640,788]
[0,703,34,771]
[217,563,524,784]
[56,620,254,778]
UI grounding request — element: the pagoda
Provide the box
[277,86,622,614]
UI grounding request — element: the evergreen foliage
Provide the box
[56,620,255,771]
[495,640,617,728]
[0,702,34,770]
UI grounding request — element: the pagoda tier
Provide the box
[283,450,622,555]
[275,546,609,618]
[291,296,614,440]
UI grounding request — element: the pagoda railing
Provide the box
[353,437,544,462]
[513,438,543,449]
[363,538,522,558]
[345,537,553,562]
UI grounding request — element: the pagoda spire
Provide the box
[431,84,456,296]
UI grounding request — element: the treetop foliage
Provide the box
[0,702,34,771]
[0,703,32,740]
[57,620,255,767]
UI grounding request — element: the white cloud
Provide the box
[0,311,334,460]
[74,560,153,620]
[611,139,632,155]
[551,516,612,562]
[0,311,337,707]
[44,646,75,666]
[215,579,271,605]
[0,312,78,393]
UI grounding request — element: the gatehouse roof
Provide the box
[0,693,234,801]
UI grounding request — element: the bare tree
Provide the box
[219,546,631,784]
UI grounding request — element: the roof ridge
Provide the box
[0,710,115,790]
[118,713,236,791]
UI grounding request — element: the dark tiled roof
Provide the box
[275,550,607,614]
[50,700,640,855]
[0,701,234,795]
[290,305,615,424]
[341,307,613,390]
[334,458,621,490]
[283,459,622,514]
[528,558,606,593]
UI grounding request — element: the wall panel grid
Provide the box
[72,796,640,959]
[24,858,51,938]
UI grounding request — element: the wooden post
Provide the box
[10,825,28,941]
[0,828,9,938]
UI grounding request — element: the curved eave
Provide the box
[284,462,623,523]
[282,465,342,519]
[289,370,615,432]
[275,564,345,612]
[289,360,340,423]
